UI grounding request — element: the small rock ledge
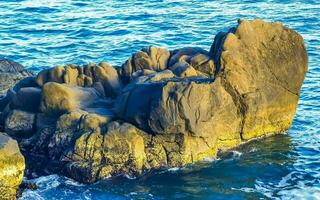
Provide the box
[0,19,308,193]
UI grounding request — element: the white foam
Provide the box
[277,187,320,200]
[167,167,180,172]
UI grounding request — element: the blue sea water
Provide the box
[0,0,319,199]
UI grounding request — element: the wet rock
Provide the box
[0,132,25,199]
[5,110,35,138]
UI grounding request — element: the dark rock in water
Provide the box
[0,132,25,199]
[5,110,36,138]
[0,19,308,184]
[16,181,38,199]
[0,58,34,96]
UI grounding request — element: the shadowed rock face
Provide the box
[0,58,34,95]
[0,19,308,184]
[0,132,25,199]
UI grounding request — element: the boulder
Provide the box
[131,69,175,84]
[36,63,122,98]
[5,110,35,138]
[41,82,110,116]
[11,87,42,113]
[48,110,110,160]
[170,62,199,78]
[116,77,241,142]
[0,58,34,95]
[0,132,25,199]
[121,46,170,82]
[211,19,308,140]
[0,76,38,113]
[168,47,215,78]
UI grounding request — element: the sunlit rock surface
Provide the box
[0,19,308,183]
[0,132,25,199]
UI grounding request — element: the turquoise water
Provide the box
[0,0,319,199]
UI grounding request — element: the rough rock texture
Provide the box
[36,62,121,97]
[0,19,308,184]
[5,110,36,138]
[0,132,25,199]
[121,46,170,83]
[211,19,308,140]
[169,47,215,78]
[0,58,34,95]
[40,82,112,116]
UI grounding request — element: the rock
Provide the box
[48,110,110,160]
[94,62,122,97]
[0,76,38,112]
[5,110,35,138]
[36,63,122,98]
[211,19,308,140]
[116,77,241,143]
[41,82,107,116]
[19,113,57,154]
[168,47,209,67]
[11,87,42,113]
[189,53,215,77]
[0,95,9,112]
[0,58,34,95]
[0,132,25,199]
[131,69,156,80]
[168,47,215,78]
[132,69,175,84]
[170,62,199,78]
[148,70,175,82]
[121,46,170,82]
[0,19,307,184]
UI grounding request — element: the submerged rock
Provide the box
[0,132,25,199]
[0,19,308,184]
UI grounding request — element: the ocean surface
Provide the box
[0,0,319,199]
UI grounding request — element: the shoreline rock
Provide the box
[0,132,25,199]
[0,19,308,185]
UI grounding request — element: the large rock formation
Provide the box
[211,19,308,140]
[0,19,308,184]
[0,132,25,199]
